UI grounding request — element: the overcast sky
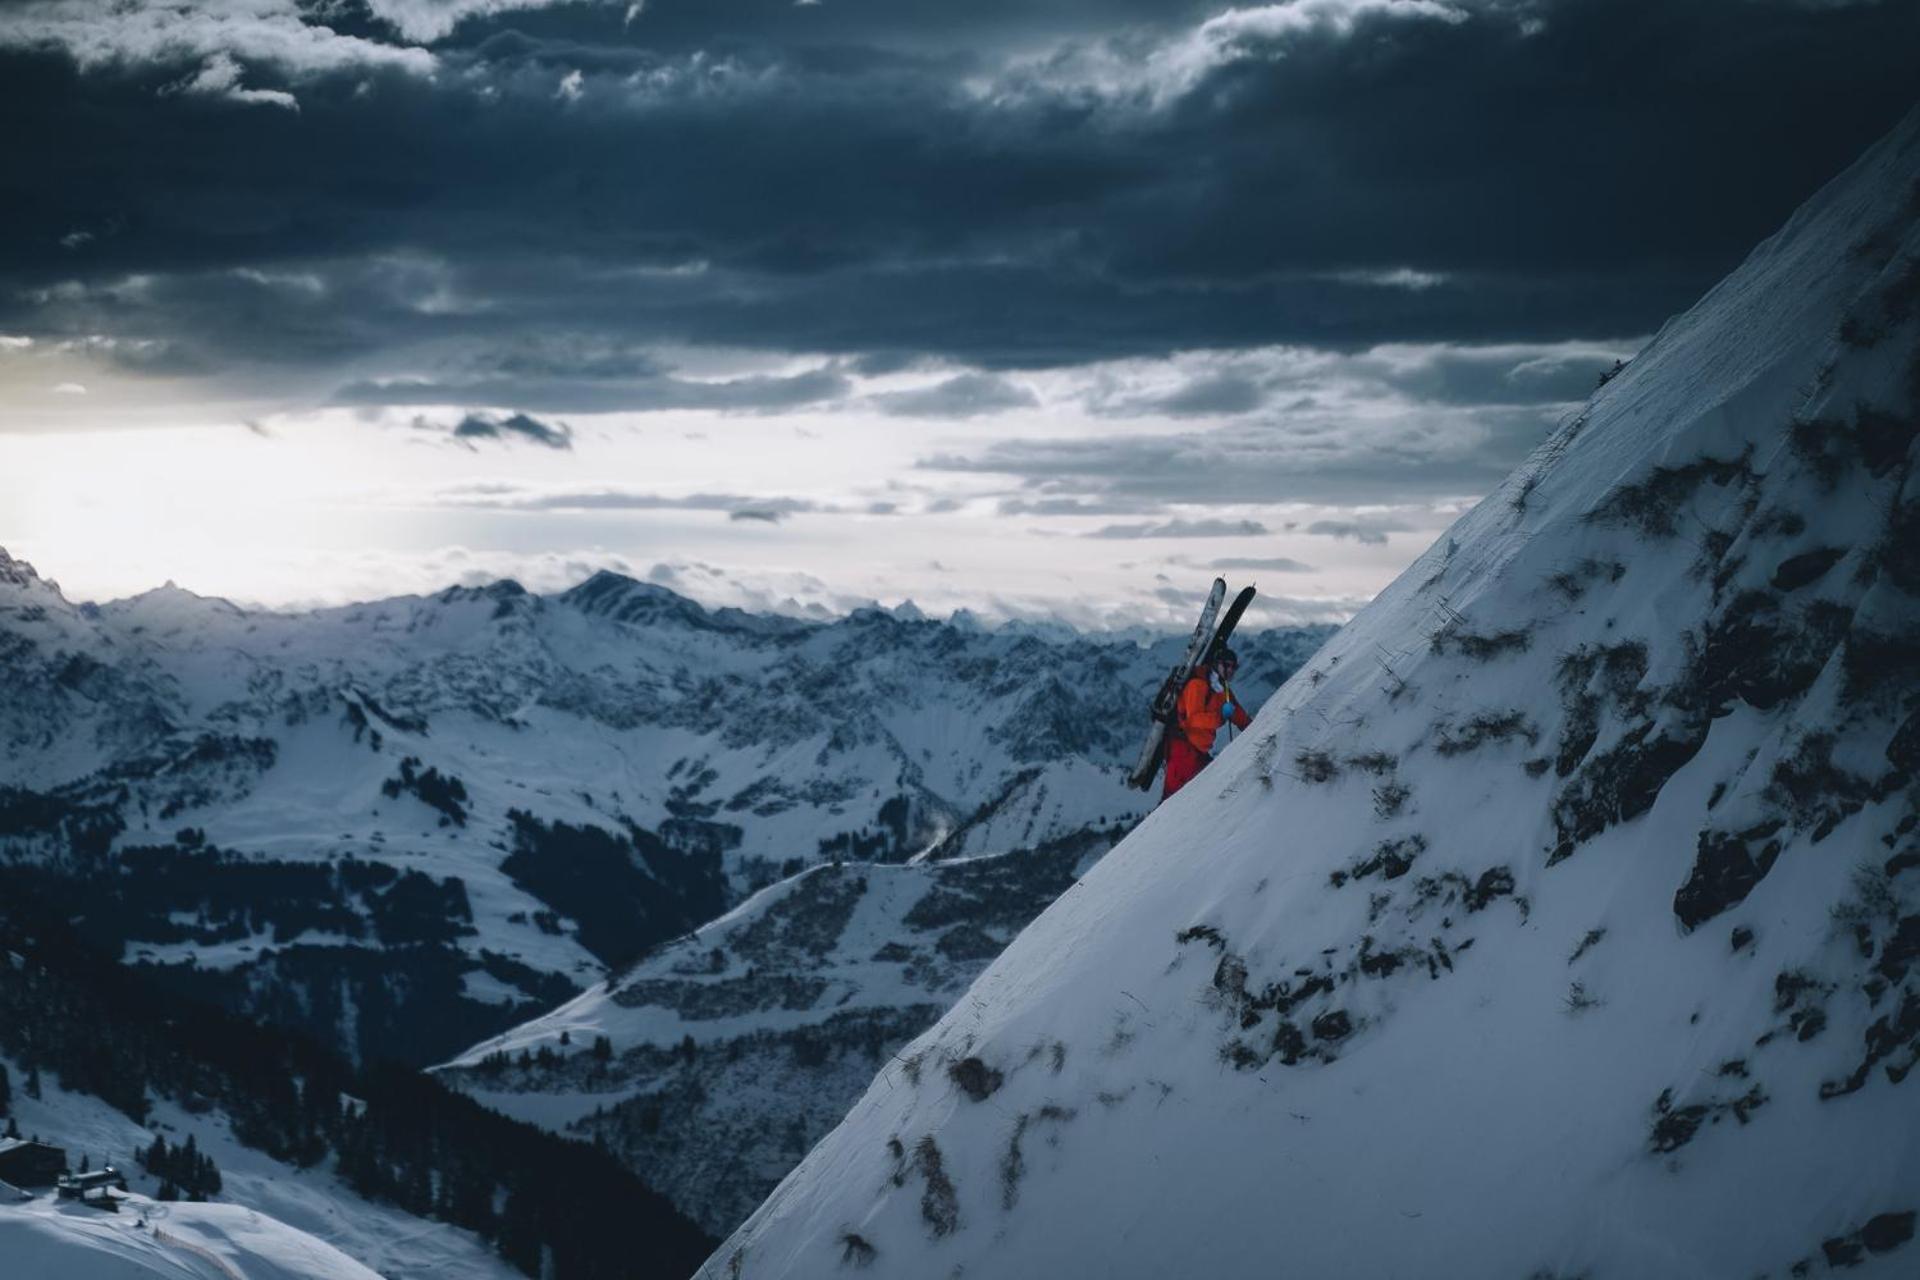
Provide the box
[1,0,1913,626]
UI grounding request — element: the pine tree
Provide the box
[496,1185,542,1275]
[0,1061,10,1115]
[23,1065,40,1100]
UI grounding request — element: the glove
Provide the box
[1220,701,1236,718]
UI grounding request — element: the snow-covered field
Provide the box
[704,109,1920,1279]
[0,1195,385,1280]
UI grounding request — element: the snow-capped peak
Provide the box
[0,547,42,588]
[559,569,728,630]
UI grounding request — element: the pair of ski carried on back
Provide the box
[1127,579,1254,800]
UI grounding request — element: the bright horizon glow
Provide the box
[0,350,1510,628]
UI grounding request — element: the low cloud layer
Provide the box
[871,373,1039,420]
[448,411,571,448]
[1088,518,1271,539]
[341,366,853,416]
[1301,517,1411,545]
[1208,556,1316,572]
[424,483,823,515]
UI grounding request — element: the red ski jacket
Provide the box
[1175,672,1250,755]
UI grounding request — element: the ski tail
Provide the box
[1204,585,1257,664]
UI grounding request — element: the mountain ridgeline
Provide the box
[706,111,1920,1278]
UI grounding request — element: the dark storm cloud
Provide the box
[1082,343,1627,423]
[1303,518,1412,545]
[1094,372,1270,418]
[921,396,1565,506]
[1146,374,1268,417]
[448,410,572,447]
[1364,345,1628,406]
[0,0,1914,383]
[871,373,1039,419]
[448,0,1204,57]
[338,367,851,414]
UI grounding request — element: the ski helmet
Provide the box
[1217,647,1238,667]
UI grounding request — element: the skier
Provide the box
[1162,648,1250,800]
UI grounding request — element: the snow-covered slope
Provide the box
[706,110,1920,1279]
[0,1052,521,1280]
[0,1197,382,1280]
[0,555,1325,1068]
[439,826,1117,1234]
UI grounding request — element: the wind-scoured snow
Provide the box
[707,109,1920,1279]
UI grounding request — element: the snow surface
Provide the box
[0,1196,380,1280]
[704,109,1920,1279]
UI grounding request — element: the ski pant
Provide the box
[1162,736,1211,801]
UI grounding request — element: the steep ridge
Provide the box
[439,826,1119,1235]
[708,110,1920,1279]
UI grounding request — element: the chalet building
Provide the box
[0,1138,67,1187]
[57,1167,129,1205]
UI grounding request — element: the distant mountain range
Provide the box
[0,556,1327,1229]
